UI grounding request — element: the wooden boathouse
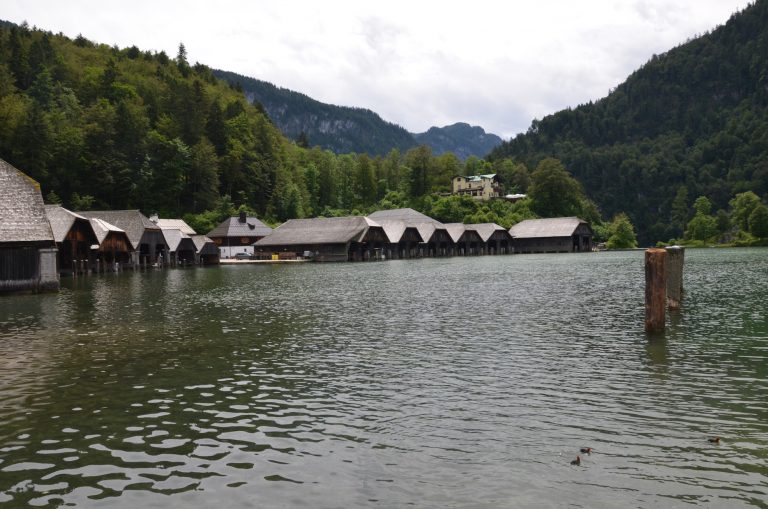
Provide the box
[445,223,485,256]
[254,216,387,262]
[191,235,219,265]
[79,210,167,266]
[509,217,593,253]
[207,211,273,259]
[376,220,424,259]
[0,159,59,292]
[465,223,513,254]
[368,208,452,257]
[88,217,132,270]
[45,205,99,275]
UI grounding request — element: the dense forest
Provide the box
[0,21,553,236]
[489,0,768,244]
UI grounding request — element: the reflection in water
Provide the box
[0,249,767,508]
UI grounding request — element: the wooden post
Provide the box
[665,246,685,310]
[645,248,667,334]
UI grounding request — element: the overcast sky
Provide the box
[2,1,752,139]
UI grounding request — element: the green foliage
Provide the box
[748,204,768,238]
[528,158,585,218]
[729,191,761,231]
[605,213,638,249]
[488,1,768,244]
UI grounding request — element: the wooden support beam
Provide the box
[645,248,668,334]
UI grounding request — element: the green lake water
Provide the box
[0,249,767,508]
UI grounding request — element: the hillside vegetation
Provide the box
[489,0,768,243]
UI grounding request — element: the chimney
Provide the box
[238,211,247,223]
[149,213,159,223]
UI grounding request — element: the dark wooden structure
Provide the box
[445,223,485,256]
[207,211,273,259]
[0,159,59,292]
[465,223,513,254]
[645,248,667,334]
[191,235,220,265]
[377,220,424,259]
[45,205,99,275]
[160,228,197,266]
[509,217,593,253]
[88,217,132,271]
[368,208,452,257]
[254,216,387,262]
[79,210,167,267]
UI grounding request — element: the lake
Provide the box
[0,249,767,508]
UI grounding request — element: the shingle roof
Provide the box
[160,228,196,252]
[155,218,196,235]
[368,208,441,225]
[191,235,218,255]
[444,223,483,243]
[255,216,381,247]
[465,223,511,243]
[207,216,272,238]
[45,205,90,243]
[0,158,55,244]
[509,217,588,238]
[78,210,159,250]
[88,218,126,245]
[375,219,424,244]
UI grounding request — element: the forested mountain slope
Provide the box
[489,0,768,242]
[414,123,502,160]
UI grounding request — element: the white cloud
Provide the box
[1,0,751,139]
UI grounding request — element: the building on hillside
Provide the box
[78,210,167,267]
[0,158,59,292]
[445,223,485,255]
[45,205,99,275]
[88,217,132,270]
[376,220,424,259]
[509,217,593,253]
[465,223,513,255]
[207,211,273,259]
[191,235,219,265]
[254,216,387,262]
[451,174,502,200]
[367,208,452,257]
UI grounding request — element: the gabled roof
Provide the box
[160,228,196,252]
[509,217,590,239]
[78,210,160,249]
[465,223,511,242]
[375,219,424,244]
[444,223,483,243]
[255,216,381,247]
[191,235,218,255]
[208,216,272,238]
[88,218,126,245]
[45,205,90,243]
[0,158,55,244]
[155,218,196,235]
[454,173,498,182]
[368,208,442,225]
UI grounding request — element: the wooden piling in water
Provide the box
[665,246,685,310]
[645,248,667,334]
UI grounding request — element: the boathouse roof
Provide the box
[376,219,425,244]
[255,216,382,246]
[44,205,91,243]
[368,208,442,225]
[160,228,196,253]
[0,159,55,245]
[155,218,196,235]
[88,217,127,246]
[207,213,272,239]
[78,210,160,250]
[444,223,484,244]
[191,235,218,255]
[465,223,511,243]
[509,217,590,238]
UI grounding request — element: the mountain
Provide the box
[414,123,502,160]
[213,69,417,156]
[489,0,768,243]
[213,70,502,159]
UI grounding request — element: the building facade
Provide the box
[451,174,502,200]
